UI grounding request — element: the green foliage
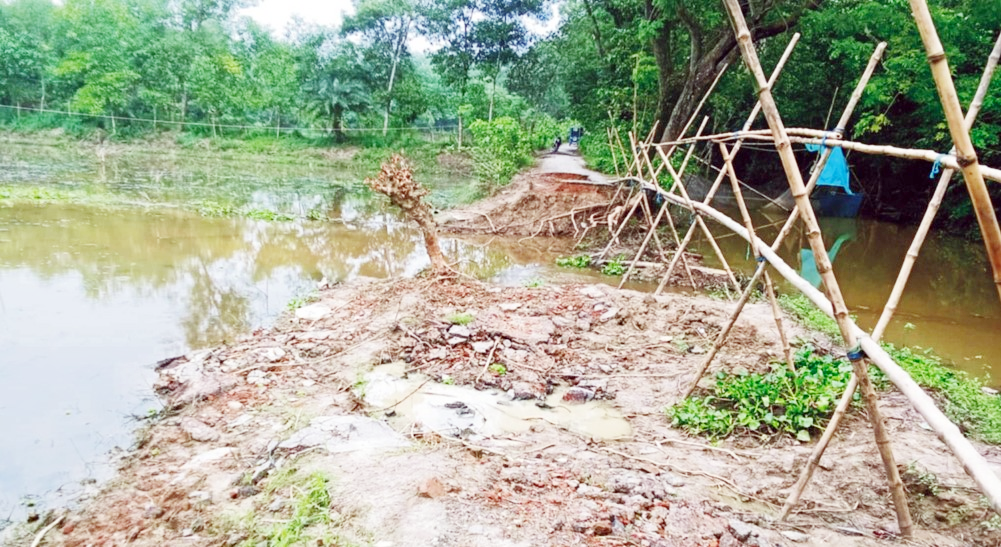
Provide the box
[468,116,532,189]
[523,277,544,288]
[601,255,625,276]
[489,363,507,376]
[778,293,841,338]
[887,344,1001,444]
[667,346,855,441]
[555,254,591,268]
[445,311,474,325]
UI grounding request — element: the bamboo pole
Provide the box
[619,119,709,287]
[654,185,1001,517]
[659,147,744,292]
[779,31,1001,522]
[722,0,912,535]
[632,132,698,287]
[675,41,888,396]
[907,0,1001,304]
[652,33,801,294]
[597,126,660,261]
[607,127,622,177]
[719,141,795,371]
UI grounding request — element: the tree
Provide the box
[305,43,372,140]
[343,0,417,135]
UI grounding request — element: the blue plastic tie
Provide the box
[756,256,767,263]
[929,154,944,179]
[846,346,865,361]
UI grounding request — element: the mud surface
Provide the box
[7,277,1001,547]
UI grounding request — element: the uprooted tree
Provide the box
[366,154,452,274]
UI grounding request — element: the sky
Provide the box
[240,0,355,36]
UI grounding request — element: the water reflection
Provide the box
[690,211,1001,379]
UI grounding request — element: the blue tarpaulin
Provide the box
[806,144,853,195]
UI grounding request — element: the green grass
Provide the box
[260,473,334,547]
[887,344,1001,444]
[445,311,475,325]
[601,255,626,276]
[556,254,592,268]
[777,293,841,338]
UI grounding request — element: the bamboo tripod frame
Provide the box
[594,1,1001,536]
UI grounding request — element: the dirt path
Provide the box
[537,149,609,181]
[6,277,1000,547]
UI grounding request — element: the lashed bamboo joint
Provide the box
[595,1,1001,537]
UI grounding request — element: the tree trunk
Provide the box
[413,210,450,274]
[661,53,730,141]
[333,105,344,142]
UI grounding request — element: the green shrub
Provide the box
[556,255,592,268]
[468,117,532,188]
[601,255,626,276]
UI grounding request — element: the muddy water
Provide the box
[688,213,1001,380]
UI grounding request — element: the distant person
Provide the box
[553,136,562,153]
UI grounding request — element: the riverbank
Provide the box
[5,274,1001,547]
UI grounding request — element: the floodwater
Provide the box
[687,213,1001,380]
[0,141,998,525]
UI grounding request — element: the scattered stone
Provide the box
[599,308,619,322]
[427,347,447,360]
[982,386,999,396]
[180,417,220,442]
[448,325,472,338]
[247,370,269,385]
[189,491,212,504]
[225,533,248,546]
[498,303,522,311]
[237,485,259,498]
[181,447,234,470]
[480,312,555,345]
[418,477,447,499]
[143,505,165,519]
[727,519,755,542]
[25,512,39,523]
[447,336,466,346]
[268,498,285,512]
[563,387,595,403]
[578,285,605,299]
[227,400,244,411]
[295,303,331,321]
[780,530,810,543]
[260,347,286,363]
[471,341,494,354]
[278,415,410,453]
[60,521,77,535]
[592,521,613,536]
[690,345,707,355]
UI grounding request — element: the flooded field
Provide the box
[1,141,999,526]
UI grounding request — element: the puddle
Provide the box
[362,363,632,441]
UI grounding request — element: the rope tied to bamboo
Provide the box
[930,154,944,178]
[846,345,866,361]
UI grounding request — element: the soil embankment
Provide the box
[6,276,1001,547]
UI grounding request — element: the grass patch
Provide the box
[667,346,855,441]
[445,311,474,325]
[601,255,626,276]
[777,293,840,338]
[887,344,1001,444]
[556,254,592,268]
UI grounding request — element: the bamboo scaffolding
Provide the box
[778,29,1001,523]
[606,127,622,177]
[619,119,709,287]
[647,182,1001,516]
[658,141,744,293]
[907,0,1001,304]
[676,41,888,399]
[651,33,801,293]
[632,132,698,287]
[597,125,660,261]
[659,129,1001,183]
[873,31,1001,339]
[719,141,795,371]
[599,62,731,263]
[721,0,913,535]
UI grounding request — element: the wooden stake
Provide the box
[652,33,801,293]
[722,0,912,535]
[781,30,1001,522]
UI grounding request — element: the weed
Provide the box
[886,343,1001,444]
[489,363,507,376]
[556,255,592,269]
[667,346,856,441]
[446,312,474,325]
[524,277,545,288]
[904,461,941,497]
[286,293,318,311]
[601,255,626,276]
[777,293,841,338]
[441,375,455,385]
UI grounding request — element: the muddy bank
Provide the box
[6,276,1001,547]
